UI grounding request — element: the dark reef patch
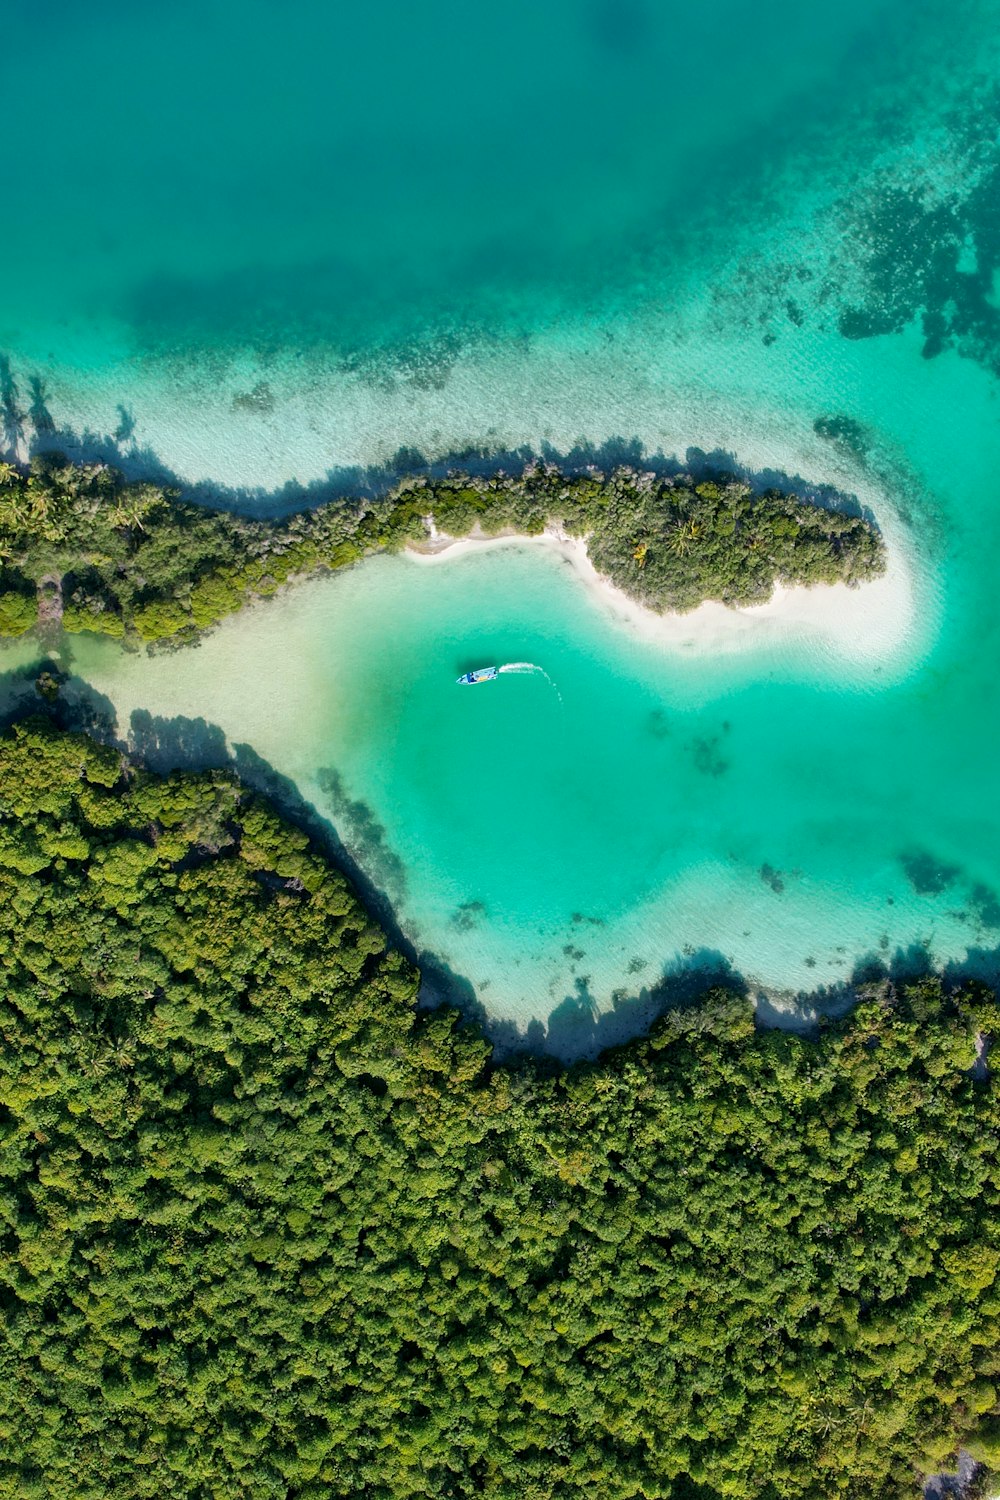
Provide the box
[901,849,962,897]
[831,93,1000,379]
[723,86,1000,394]
[690,733,730,778]
[814,414,872,463]
[969,882,1000,931]
[450,900,487,932]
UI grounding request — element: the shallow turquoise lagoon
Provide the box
[4,520,984,1055]
[4,0,1000,1049]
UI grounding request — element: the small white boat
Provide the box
[456,666,499,685]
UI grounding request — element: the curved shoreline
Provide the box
[0,452,891,651]
[405,510,918,674]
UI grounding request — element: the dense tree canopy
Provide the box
[0,456,884,646]
[0,721,996,1499]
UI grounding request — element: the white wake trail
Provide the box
[498,662,563,702]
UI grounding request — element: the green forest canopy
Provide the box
[0,455,884,645]
[0,720,997,1499]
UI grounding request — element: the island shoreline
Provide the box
[0,456,895,653]
[404,514,917,669]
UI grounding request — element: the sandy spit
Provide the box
[405,516,919,674]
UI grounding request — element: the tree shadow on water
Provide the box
[436,947,751,1067]
[0,650,122,742]
[129,709,230,773]
[27,375,54,435]
[541,949,748,1065]
[229,741,416,956]
[0,361,873,526]
[754,938,1000,1050]
[0,656,68,729]
[0,355,24,454]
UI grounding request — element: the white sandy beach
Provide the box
[405,507,918,675]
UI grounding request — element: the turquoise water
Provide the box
[0,1,926,370]
[5,519,981,1056]
[4,0,997,491]
[5,0,1000,1051]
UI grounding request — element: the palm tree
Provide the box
[24,480,68,544]
[0,486,32,535]
[667,519,701,557]
[109,487,160,532]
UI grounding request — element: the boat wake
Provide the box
[498,662,563,701]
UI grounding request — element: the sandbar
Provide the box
[405,510,918,674]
